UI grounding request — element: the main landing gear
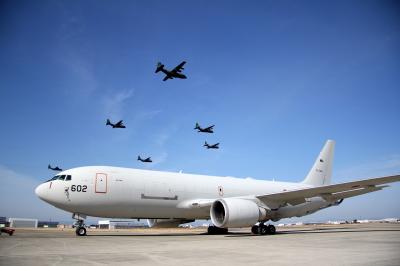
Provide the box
[73,213,87,236]
[207,225,228,235]
[251,223,276,235]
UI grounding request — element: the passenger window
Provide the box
[58,175,66,181]
[65,175,71,181]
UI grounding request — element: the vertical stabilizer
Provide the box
[302,140,335,186]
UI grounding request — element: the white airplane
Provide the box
[35,140,400,236]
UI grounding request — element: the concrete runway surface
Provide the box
[1,223,399,266]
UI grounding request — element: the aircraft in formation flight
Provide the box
[204,141,219,149]
[35,140,400,237]
[48,164,62,171]
[194,123,214,133]
[106,119,126,128]
[155,61,187,81]
[138,156,152,163]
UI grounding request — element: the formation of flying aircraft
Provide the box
[138,156,152,163]
[194,122,214,133]
[48,164,62,171]
[155,61,187,81]
[106,119,126,128]
[35,140,400,236]
[204,141,219,149]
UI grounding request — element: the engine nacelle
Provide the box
[210,198,266,228]
[147,218,194,228]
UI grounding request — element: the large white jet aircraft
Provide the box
[35,140,400,236]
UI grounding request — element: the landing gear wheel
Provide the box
[268,225,276,235]
[258,224,269,235]
[75,227,87,236]
[251,225,259,234]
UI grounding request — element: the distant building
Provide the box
[38,221,59,228]
[9,218,38,228]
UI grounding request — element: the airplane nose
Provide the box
[35,183,46,200]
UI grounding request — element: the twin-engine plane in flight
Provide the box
[35,140,400,237]
[106,119,126,128]
[194,123,214,133]
[48,164,62,171]
[138,156,152,163]
[204,141,219,149]
[155,61,187,81]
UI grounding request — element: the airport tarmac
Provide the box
[1,223,399,266]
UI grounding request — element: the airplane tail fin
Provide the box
[155,62,164,73]
[302,140,335,186]
[194,122,199,129]
[48,164,51,169]
[137,156,141,161]
[106,119,111,126]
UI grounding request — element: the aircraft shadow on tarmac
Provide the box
[224,228,400,238]
[82,227,400,238]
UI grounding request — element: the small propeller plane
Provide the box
[138,156,152,163]
[106,119,126,128]
[48,164,62,171]
[194,122,214,133]
[204,141,219,149]
[155,61,187,81]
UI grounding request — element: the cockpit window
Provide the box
[46,175,59,182]
[65,175,71,181]
[58,175,66,180]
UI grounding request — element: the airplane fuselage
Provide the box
[161,69,187,79]
[35,166,336,221]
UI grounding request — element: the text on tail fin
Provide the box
[302,140,335,186]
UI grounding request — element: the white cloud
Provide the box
[154,133,170,147]
[335,154,400,182]
[135,110,162,121]
[102,89,135,119]
[0,165,71,221]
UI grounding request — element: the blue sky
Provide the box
[0,0,399,222]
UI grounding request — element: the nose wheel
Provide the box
[252,223,276,235]
[75,226,87,236]
[72,213,87,236]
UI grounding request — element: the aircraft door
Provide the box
[95,173,107,193]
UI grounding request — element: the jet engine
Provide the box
[147,218,194,228]
[210,198,267,228]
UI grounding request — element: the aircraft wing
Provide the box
[163,76,172,81]
[116,120,124,126]
[257,174,400,208]
[205,125,214,131]
[171,61,186,73]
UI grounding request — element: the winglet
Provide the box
[302,140,335,186]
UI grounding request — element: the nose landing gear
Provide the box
[72,213,87,236]
[251,223,276,235]
[75,220,87,236]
